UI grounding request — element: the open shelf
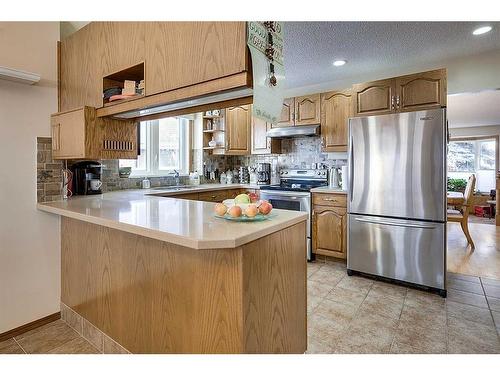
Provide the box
[103,62,145,106]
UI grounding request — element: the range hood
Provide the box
[112,87,253,119]
[266,124,320,138]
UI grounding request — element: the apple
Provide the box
[228,205,242,218]
[245,204,258,218]
[214,203,227,216]
[248,192,259,203]
[234,193,250,204]
[259,201,273,215]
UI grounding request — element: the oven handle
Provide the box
[259,191,311,198]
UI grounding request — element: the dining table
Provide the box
[447,191,465,206]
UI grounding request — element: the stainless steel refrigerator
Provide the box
[347,108,447,296]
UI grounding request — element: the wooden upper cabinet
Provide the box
[353,78,396,117]
[312,205,347,259]
[251,117,281,155]
[353,69,447,117]
[145,22,248,95]
[294,94,321,125]
[272,98,295,128]
[51,108,87,159]
[225,105,251,155]
[59,23,102,111]
[320,89,353,152]
[96,22,145,78]
[395,69,447,112]
[51,107,137,160]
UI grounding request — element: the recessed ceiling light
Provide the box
[473,26,492,35]
[333,60,346,67]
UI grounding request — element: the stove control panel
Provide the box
[280,169,327,180]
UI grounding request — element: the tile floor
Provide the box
[2,261,499,354]
[306,260,500,354]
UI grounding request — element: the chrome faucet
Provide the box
[173,170,180,186]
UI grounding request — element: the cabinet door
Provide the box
[295,94,321,126]
[146,22,247,95]
[353,78,396,117]
[272,98,295,128]
[395,69,447,112]
[320,90,353,152]
[251,116,270,154]
[96,22,145,77]
[312,205,347,259]
[59,23,102,111]
[51,109,86,159]
[225,105,251,155]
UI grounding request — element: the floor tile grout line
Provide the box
[12,336,27,354]
[479,277,500,340]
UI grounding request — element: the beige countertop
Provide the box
[37,187,306,250]
[310,186,348,194]
[145,183,265,197]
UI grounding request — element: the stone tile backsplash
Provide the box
[36,137,63,202]
[36,135,346,199]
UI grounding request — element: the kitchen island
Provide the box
[37,189,308,354]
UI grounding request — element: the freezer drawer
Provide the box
[347,214,446,290]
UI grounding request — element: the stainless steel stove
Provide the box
[260,169,328,260]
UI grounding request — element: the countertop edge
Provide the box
[37,202,307,250]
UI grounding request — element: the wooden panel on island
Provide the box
[61,217,307,353]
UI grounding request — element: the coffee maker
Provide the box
[256,163,271,185]
[71,161,103,195]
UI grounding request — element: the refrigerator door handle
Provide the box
[354,217,437,229]
[349,135,354,201]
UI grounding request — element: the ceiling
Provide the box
[448,90,500,128]
[284,22,500,90]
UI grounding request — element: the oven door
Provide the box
[259,190,311,258]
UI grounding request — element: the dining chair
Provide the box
[448,174,476,250]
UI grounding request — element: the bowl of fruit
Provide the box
[214,193,273,222]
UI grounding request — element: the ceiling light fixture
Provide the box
[333,60,346,67]
[472,26,492,35]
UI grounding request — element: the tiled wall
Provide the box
[100,159,189,191]
[205,137,348,182]
[36,136,347,199]
[36,137,63,202]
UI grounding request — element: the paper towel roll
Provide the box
[341,165,348,191]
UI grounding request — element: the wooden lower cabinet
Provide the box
[312,193,347,259]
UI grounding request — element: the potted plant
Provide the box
[447,178,467,193]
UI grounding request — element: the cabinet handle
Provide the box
[321,137,325,146]
[396,96,400,109]
[391,96,395,110]
[323,198,337,202]
[52,124,60,151]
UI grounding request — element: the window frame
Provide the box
[120,118,191,178]
[448,135,499,193]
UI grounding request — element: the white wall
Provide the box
[449,125,500,138]
[0,22,60,333]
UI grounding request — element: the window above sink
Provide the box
[119,116,191,177]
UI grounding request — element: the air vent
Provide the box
[102,140,135,151]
